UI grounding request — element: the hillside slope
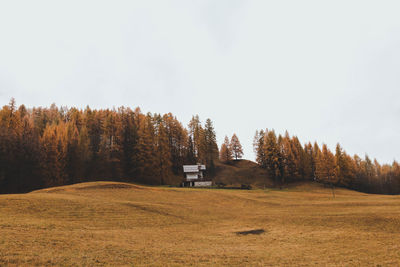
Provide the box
[213,159,273,188]
[1,181,400,266]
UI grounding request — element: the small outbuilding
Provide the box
[182,164,212,187]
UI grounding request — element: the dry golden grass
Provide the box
[1,181,400,266]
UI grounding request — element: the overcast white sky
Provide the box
[1,1,400,163]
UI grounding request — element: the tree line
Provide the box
[0,99,218,193]
[253,129,400,194]
[1,99,399,195]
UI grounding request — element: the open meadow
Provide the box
[1,182,400,266]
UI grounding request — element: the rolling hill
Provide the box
[1,181,400,266]
[213,159,273,188]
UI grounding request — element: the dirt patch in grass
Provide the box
[235,229,265,235]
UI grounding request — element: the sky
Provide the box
[1,0,400,163]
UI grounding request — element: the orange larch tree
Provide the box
[230,133,243,160]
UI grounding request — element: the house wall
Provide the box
[194,181,212,187]
[186,173,199,180]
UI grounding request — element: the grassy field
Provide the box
[1,182,400,266]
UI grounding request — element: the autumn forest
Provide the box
[0,99,399,194]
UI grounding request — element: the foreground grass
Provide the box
[1,182,400,266]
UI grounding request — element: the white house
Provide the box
[182,164,212,187]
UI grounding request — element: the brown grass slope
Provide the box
[214,159,274,188]
[1,181,400,266]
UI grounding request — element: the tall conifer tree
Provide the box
[219,136,232,162]
[230,133,243,160]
